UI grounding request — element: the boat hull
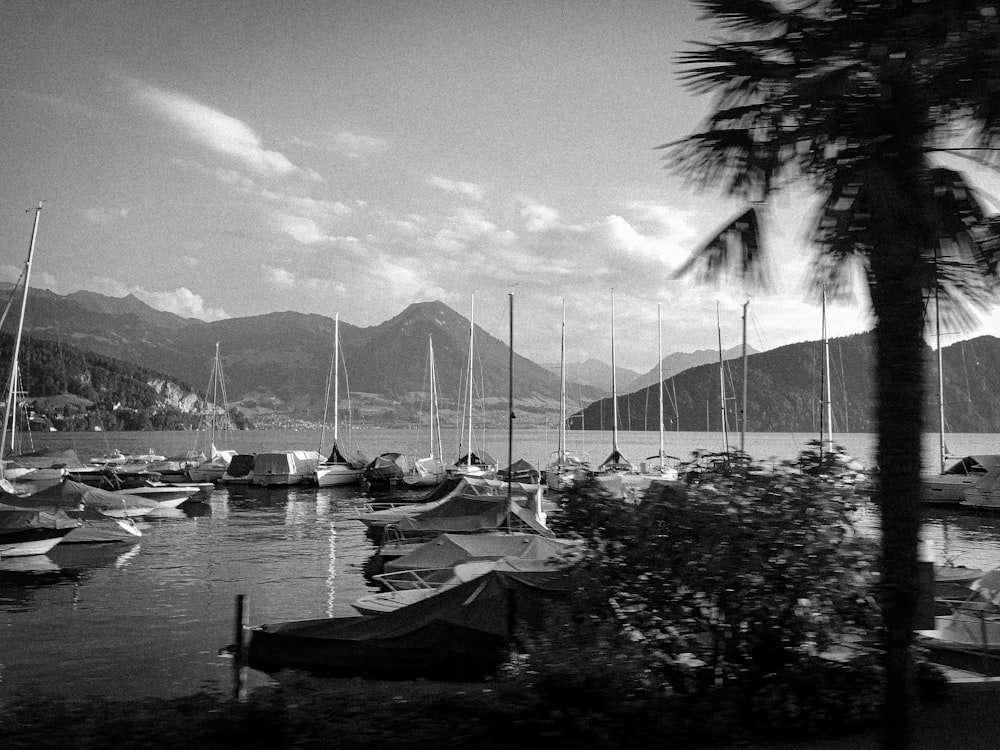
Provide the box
[0,527,75,557]
[315,465,362,487]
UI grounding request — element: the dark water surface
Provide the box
[2,429,999,700]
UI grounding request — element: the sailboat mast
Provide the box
[430,336,442,461]
[936,280,946,474]
[466,295,475,470]
[507,292,514,502]
[611,291,620,455]
[334,313,340,446]
[821,289,833,457]
[657,302,664,463]
[1,203,42,472]
[717,302,729,454]
[559,301,567,464]
[740,300,748,453]
[210,341,220,449]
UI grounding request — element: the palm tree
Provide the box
[662,2,1000,748]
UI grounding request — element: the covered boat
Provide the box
[362,452,412,488]
[0,505,79,557]
[0,478,160,520]
[315,443,366,487]
[219,453,256,485]
[246,563,574,681]
[378,493,551,562]
[253,450,322,487]
[452,450,498,480]
[382,532,579,575]
[498,458,541,484]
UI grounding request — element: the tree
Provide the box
[661,3,1000,748]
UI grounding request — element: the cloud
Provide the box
[129,79,318,180]
[426,175,486,202]
[329,131,390,159]
[132,287,230,321]
[84,206,130,224]
[263,264,296,287]
[522,203,560,232]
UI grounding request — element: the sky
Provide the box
[3,0,1000,374]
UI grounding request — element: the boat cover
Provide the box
[390,494,550,536]
[596,450,635,473]
[324,442,367,469]
[254,451,322,477]
[455,451,496,468]
[246,564,575,680]
[498,458,540,483]
[0,479,160,516]
[223,454,256,478]
[364,452,412,482]
[4,448,86,470]
[0,506,79,532]
[384,532,579,573]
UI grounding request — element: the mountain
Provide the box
[9,284,1000,433]
[541,358,642,395]
[624,344,758,393]
[572,331,1000,435]
[4,288,605,427]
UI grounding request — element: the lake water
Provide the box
[2,428,1000,701]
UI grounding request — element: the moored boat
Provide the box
[0,505,79,557]
[253,450,322,487]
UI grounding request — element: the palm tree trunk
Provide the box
[871,213,926,750]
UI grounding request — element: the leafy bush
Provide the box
[543,449,885,740]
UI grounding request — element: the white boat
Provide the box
[635,302,680,484]
[916,288,998,506]
[593,292,642,489]
[403,336,447,488]
[452,295,497,481]
[115,483,200,508]
[315,314,366,487]
[0,204,42,492]
[186,343,237,483]
[917,569,1000,675]
[544,300,591,491]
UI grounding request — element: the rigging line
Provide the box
[338,345,358,450]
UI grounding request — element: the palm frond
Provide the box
[692,0,790,32]
[673,206,770,290]
[675,41,793,101]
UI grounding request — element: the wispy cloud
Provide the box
[129,79,319,180]
[262,264,296,286]
[84,206,129,224]
[426,175,486,202]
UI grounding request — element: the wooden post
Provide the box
[232,594,247,702]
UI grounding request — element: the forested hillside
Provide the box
[0,334,250,431]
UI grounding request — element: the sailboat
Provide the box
[0,205,82,554]
[637,303,679,482]
[404,335,447,487]
[805,290,864,481]
[595,291,636,477]
[187,342,238,483]
[543,300,590,491]
[316,314,366,487]
[453,294,497,480]
[923,280,1000,508]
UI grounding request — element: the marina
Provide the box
[3,428,1000,700]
